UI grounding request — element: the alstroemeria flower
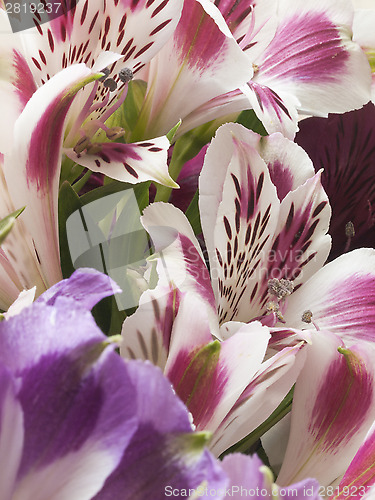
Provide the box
[212,0,372,138]
[140,123,375,351]
[0,0,183,304]
[0,1,182,183]
[275,331,375,488]
[121,270,305,457]
[0,267,227,499]
[163,0,371,140]
[296,102,375,260]
[124,0,253,140]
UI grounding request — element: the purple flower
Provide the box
[0,268,226,499]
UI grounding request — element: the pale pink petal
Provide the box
[141,202,219,334]
[199,123,279,323]
[210,343,305,457]
[121,285,183,370]
[277,331,375,486]
[138,0,253,138]
[65,136,177,187]
[4,64,100,291]
[283,249,375,347]
[166,317,270,433]
[0,159,46,307]
[253,0,371,131]
[0,12,37,153]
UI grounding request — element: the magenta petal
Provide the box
[4,65,98,291]
[277,332,375,486]
[141,0,253,137]
[254,2,371,119]
[335,426,375,497]
[284,249,375,347]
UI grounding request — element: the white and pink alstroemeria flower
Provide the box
[275,331,375,489]
[120,280,305,457]
[0,0,183,304]
[151,0,371,139]
[140,123,375,351]
[0,1,182,184]
[124,0,253,140]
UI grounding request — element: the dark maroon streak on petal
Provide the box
[267,160,294,202]
[180,234,216,309]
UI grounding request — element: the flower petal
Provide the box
[13,351,138,500]
[121,285,183,370]
[334,426,375,498]
[241,82,300,139]
[166,312,270,433]
[221,454,269,497]
[36,268,121,310]
[277,332,375,486]
[283,249,375,347]
[215,0,278,61]
[65,136,178,187]
[94,360,228,500]
[4,64,100,292]
[296,103,375,260]
[199,123,279,323]
[0,365,24,500]
[210,343,305,457]
[19,0,183,87]
[252,0,371,135]
[141,202,218,333]
[138,0,253,138]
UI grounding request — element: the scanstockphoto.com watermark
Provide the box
[165,485,320,498]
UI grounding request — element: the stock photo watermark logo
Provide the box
[66,189,186,311]
[4,0,77,32]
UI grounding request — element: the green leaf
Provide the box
[106,80,148,140]
[185,189,201,235]
[0,207,25,246]
[166,120,182,143]
[220,385,294,458]
[236,109,268,136]
[58,181,83,278]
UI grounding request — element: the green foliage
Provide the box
[0,207,25,246]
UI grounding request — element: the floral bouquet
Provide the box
[0,0,375,498]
